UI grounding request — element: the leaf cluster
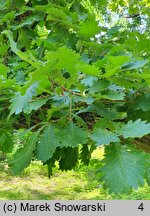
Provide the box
[0,0,150,194]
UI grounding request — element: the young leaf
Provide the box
[101,143,147,194]
[0,63,9,77]
[79,17,99,38]
[78,63,100,77]
[45,46,80,75]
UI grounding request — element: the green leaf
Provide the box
[118,119,150,138]
[0,132,6,152]
[101,143,147,194]
[0,132,14,153]
[37,125,59,162]
[89,79,110,93]
[79,17,99,38]
[122,59,149,70]
[146,164,150,186]
[59,147,78,171]
[90,128,119,146]
[57,122,88,147]
[103,91,125,100]
[47,159,56,178]
[81,75,98,87]
[10,132,39,174]
[134,93,150,111]
[23,60,56,90]
[80,144,91,165]
[9,83,38,116]
[29,97,50,112]
[52,94,70,107]
[78,63,100,77]
[104,55,130,77]
[1,0,150,195]
[46,7,68,22]
[0,0,7,9]
[16,71,25,84]
[45,46,80,75]
[107,56,130,68]
[0,63,9,77]
[2,30,39,67]
[56,47,80,74]
[12,14,43,30]
[78,103,119,120]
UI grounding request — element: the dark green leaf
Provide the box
[10,132,39,174]
[59,147,78,171]
[101,143,147,194]
[37,125,59,162]
[57,122,88,147]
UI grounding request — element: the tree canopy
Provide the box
[0,0,150,194]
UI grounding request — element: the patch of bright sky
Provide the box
[95,8,148,41]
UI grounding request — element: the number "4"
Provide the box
[138,203,144,211]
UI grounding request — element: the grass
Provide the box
[0,148,150,200]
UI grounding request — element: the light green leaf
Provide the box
[52,94,70,107]
[80,17,99,38]
[122,59,149,70]
[90,128,119,146]
[103,91,125,100]
[45,46,80,75]
[118,119,150,138]
[81,76,98,87]
[104,55,130,78]
[107,56,130,68]
[0,0,7,9]
[9,83,38,117]
[56,47,80,73]
[101,143,147,194]
[78,63,100,77]
[46,7,67,21]
[0,63,9,77]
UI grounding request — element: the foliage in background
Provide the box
[0,0,150,194]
